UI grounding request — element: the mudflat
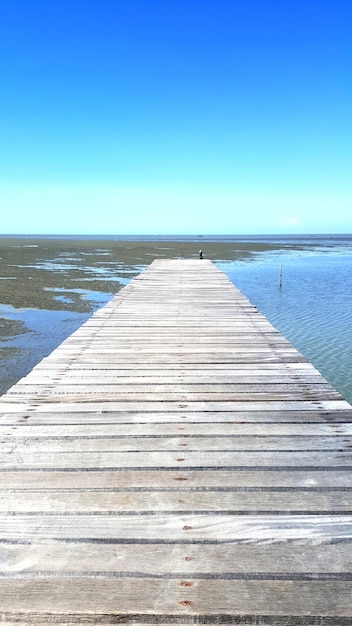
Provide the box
[0,237,283,312]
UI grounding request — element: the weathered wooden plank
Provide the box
[2,542,352,574]
[19,373,328,384]
[1,469,351,489]
[1,410,352,429]
[57,333,284,341]
[4,422,351,437]
[0,489,351,513]
[1,399,349,412]
[9,383,335,395]
[30,347,305,355]
[24,362,323,371]
[1,576,350,616]
[0,513,351,541]
[2,435,352,452]
[5,387,341,402]
[0,449,350,469]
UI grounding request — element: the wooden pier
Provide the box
[0,258,352,624]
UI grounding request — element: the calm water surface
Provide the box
[219,248,352,404]
[0,234,351,403]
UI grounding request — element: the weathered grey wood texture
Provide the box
[0,258,352,624]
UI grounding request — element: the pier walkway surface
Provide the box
[0,259,352,624]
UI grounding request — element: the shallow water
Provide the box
[218,245,352,404]
[0,235,351,402]
[0,303,92,391]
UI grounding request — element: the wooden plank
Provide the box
[0,423,343,436]
[0,489,352,513]
[0,579,351,619]
[20,375,328,385]
[4,422,352,436]
[2,542,352,574]
[0,513,351,541]
[1,410,352,427]
[0,449,350,469]
[1,399,349,412]
[25,362,323,371]
[1,469,351,489]
[9,383,335,394]
[5,387,341,402]
[2,435,352,452]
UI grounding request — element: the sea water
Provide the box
[217,240,352,404]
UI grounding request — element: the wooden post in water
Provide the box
[279,263,283,287]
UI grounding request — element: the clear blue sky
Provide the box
[0,0,351,234]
